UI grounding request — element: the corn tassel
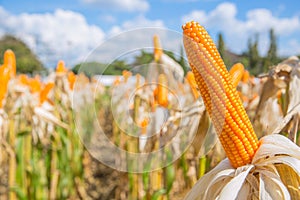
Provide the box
[182,21,259,168]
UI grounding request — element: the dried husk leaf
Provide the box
[218,165,253,200]
[259,170,290,200]
[254,57,300,136]
[184,159,234,199]
[253,134,300,163]
[271,102,300,135]
[276,164,300,199]
[160,53,184,82]
[34,107,68,129]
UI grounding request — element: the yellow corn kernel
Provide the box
[182,21,259,168]
[229,63,245,88]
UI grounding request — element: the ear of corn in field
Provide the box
[0,51,92,199]
[183,20,300,200]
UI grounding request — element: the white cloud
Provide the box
[0,7,172,68]
[109,15,165,36]
[82,0,149,12]
[181,2,300,56]
[0,7,105,67]
[100,14,116,23]
[245,9,300,36]
[85,16,183,66]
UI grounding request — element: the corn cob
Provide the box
[28,76,42,93]
[186,71,200,99]
[3,49,16,78]
[153,35,163,62]
[56,60,67,74]
[40,82,54,105]
[122,70,132,83]
[18,74,29,85]
[157,74,168,108]
[229,63,245,88]
[242,70,250,83]
[182,21,259,168]
[67,72,76,90]
[0,64,10,108]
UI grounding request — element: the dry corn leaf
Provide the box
[218,165,254,200]
[159,53,184,81]
[34,107,68,129]
[259,170,290,200]
[276,164,300,199]
[271,101,300,135]
[255,57,300,136]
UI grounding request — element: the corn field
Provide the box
[0,25,300,200]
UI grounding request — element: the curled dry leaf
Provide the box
[255,56,300,136]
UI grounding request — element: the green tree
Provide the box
[72,62,107,76]
[132,50,153,67]
[131,50,153,75]
[247,34,261,74]
[217,33,225,56]
[263,29,278,71]
[107,60,130,75]
[73,60,130,76]
[217,33,231,68]
[0,35,46,74]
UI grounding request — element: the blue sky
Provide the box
[0,0,300,67]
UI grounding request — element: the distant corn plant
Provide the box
[0,51,94,199]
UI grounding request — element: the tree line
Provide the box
[217,29,281,75]
[0,30,292,76]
